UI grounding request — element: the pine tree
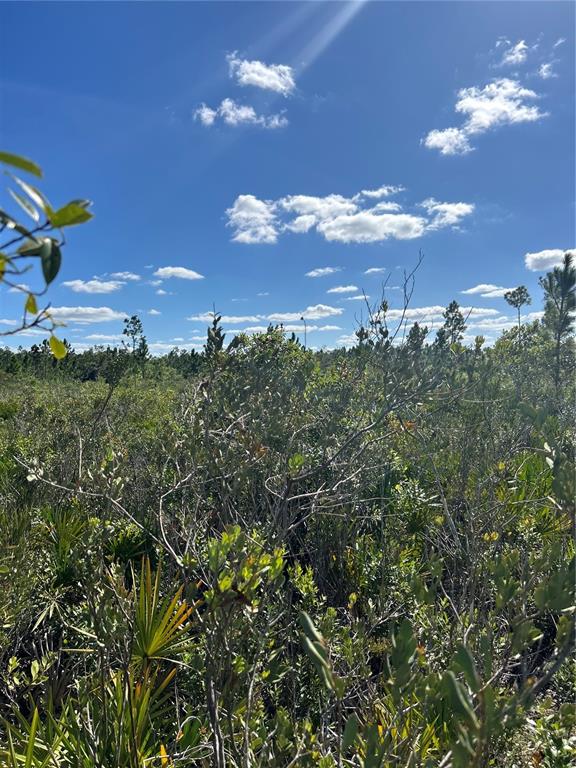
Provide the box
[539,252,575,391]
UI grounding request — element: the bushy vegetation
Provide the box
[0,154,574,766]
[0,256,574,767]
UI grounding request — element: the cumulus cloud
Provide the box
[227,186,473,245]
[306,267,342,278]
[50,306,127,324]
[356,184,404,199]
[318,211,426,243]
[525,248,574,271]
[153,266,204,280]
[327,285,358,294]
[62,279,125,294]
[424,78,547,155]
[194,98,287,129]
[110,271,141,281]
[188,306,343,325]
[226,195,278,244]
[268,304,344,322]
[461,283,515,298]
[227,52,295,96]
[420,198,475,230]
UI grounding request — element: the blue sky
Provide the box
[1,0,574,352]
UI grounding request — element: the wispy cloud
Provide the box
[306,267,342,278]
[499,39,529,67]
[194,99,287,129]
[148,309,161,316]
[364,267,386,275]
[227,52,295,96]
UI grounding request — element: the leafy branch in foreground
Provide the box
[0,151,93,356]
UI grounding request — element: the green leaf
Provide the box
[25,294,38,315]
[454,644,481,692]
[299,611,324,645]
[50,202,93,228]
[49,335,67,359]
[0,151,42,178]
[10,174,49,213]
[7,188,40,222]
[342,712,359,752]
[41,240,62,285]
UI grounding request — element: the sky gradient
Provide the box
[1,1,574,353]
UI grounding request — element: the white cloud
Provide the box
[423,127,473,156]
[156,289,169,296]
[337,333,360,347]
[228,187,473,245]
[187,312,263,324]
[538,63,557,80]
[383,305,499,323]
[424,78,547,155]
[346,295,370,301]
[227,52,295,96]
[226,195,278,244]
[85,333,124,342]
[8,283,31,293]
[554,38,565,48]
[305,267,342,278]
[364,267,386,275]
[500,40,529,67]
[148,309,161,316]
[0,318,18,326]
[280,194,358,221]
[461,283,515,298]
[285,215,317,233]
[371,201,403,213]
[240,323,341,334]
[153,266,204,280]
[50,306,127,324]
[195,104,217,126]
[524,248,574,271]
[318,211,426,243]
[110,271,141,281]
[327,285,358,294]
[357,184,404,199]
[62,279,125,294]
[194,99,287,129]
[268,304,344,322]
[420,198,475,230]
[257,291,270,297]
[148,341,203,355]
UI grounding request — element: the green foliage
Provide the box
[0,268,574,766]
[0,152,92,354]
